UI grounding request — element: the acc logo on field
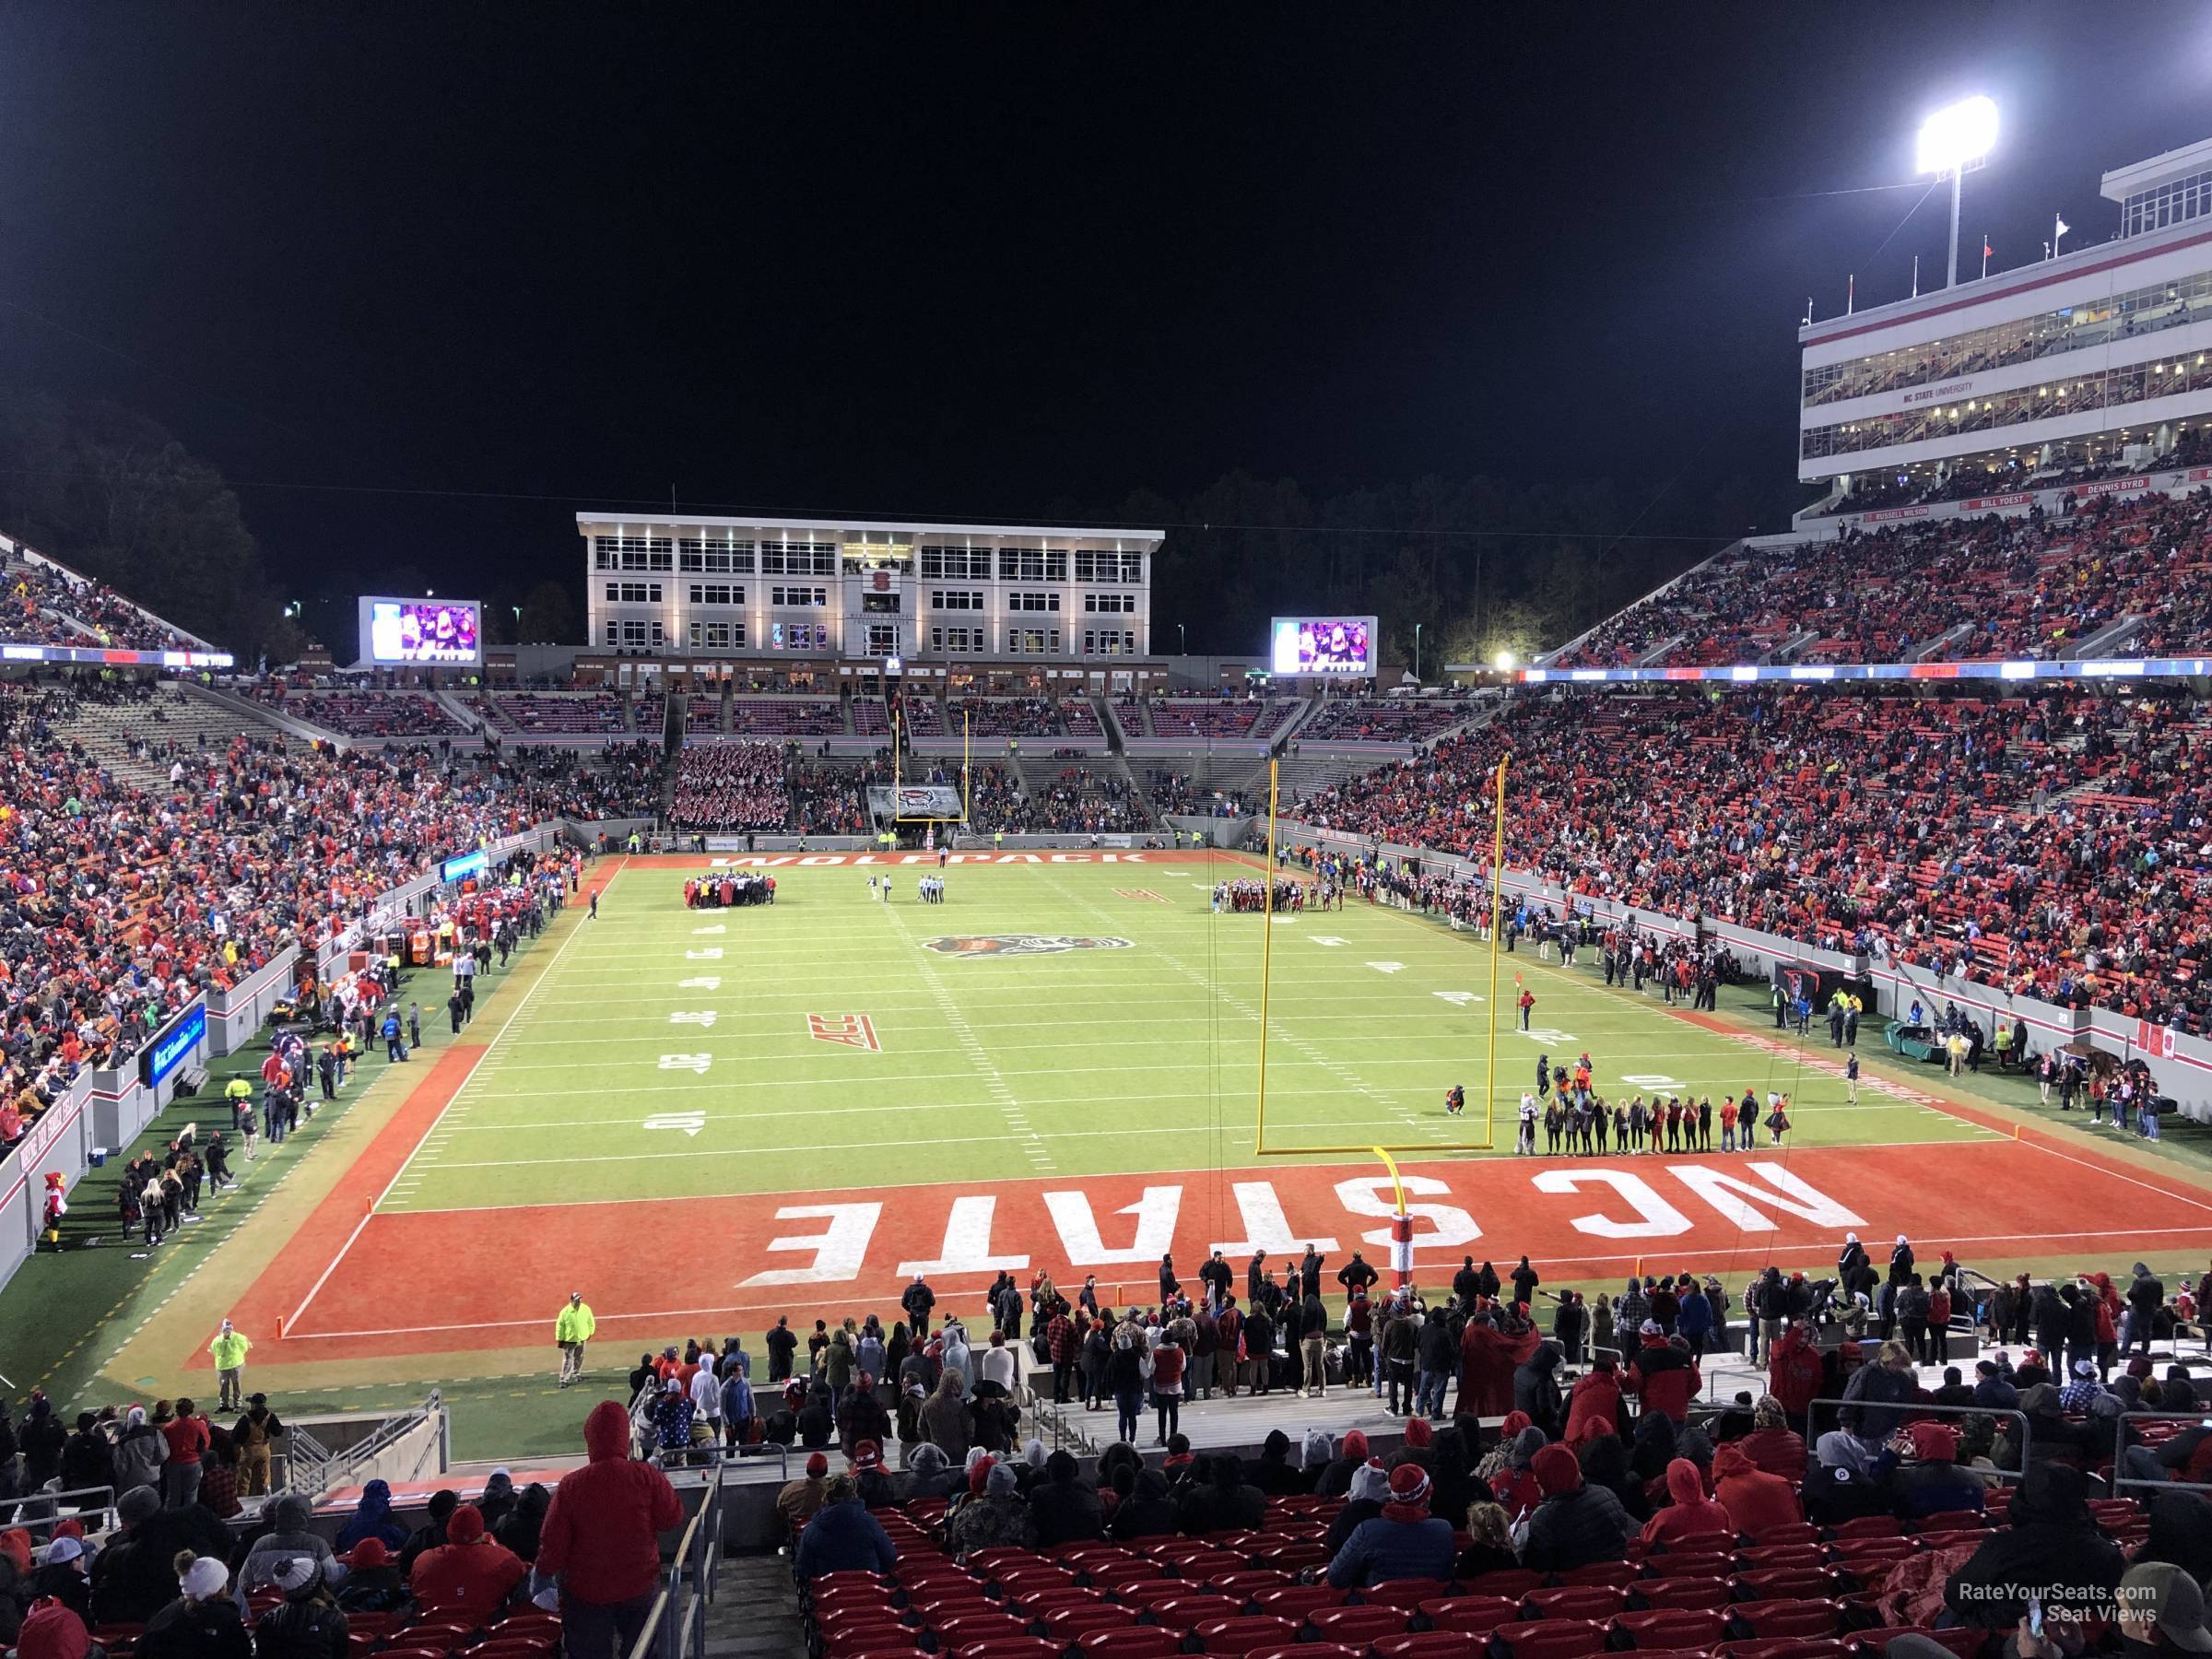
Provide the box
[923,934,1135,958]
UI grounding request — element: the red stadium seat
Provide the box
[1306,1605,1409,1641]
[1250,1648,1364,1659]
[1373,1635,1488,1659]
[955,1642,1057,1659]
[1041,1604,1130,1639]
[1643,1551,1731,1580]
[1214,1571,1295,1597]
[1252,1585,1346,1618]
[1359,1579,1450,1611]
[1557,1561,1638,1588]
[1630,1577,1730,1611]
[1525,1586,1626,1620]
[821,1633,911,1659]
[1715,1641,1846,1659]
[1192,1617,1300,1656]
[1610,1606,1728,1649]
[1731,1569,1841,1601]
[1179,1549,1249,1580]
[1077,1630,1182,1658]
[1820,1517,1901,1540]
[1151,1594,1242,1632]
[1913,1511,1988,1533]
[1730,1600,1840,1639]
[1750,1524,1820,1548]
[1848,1629,1983,1659]
[1259,1542,1330,1572]
[1089,1559,1169,1593]
[1463,1569,1543,1600]
[1490,1619,1607,1659]
[1417,1596,1521,1635]
[929,1614,1027,1648]
[1738,1546,1829,1572]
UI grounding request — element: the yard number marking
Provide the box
[1519,1027,1576,1045]
[645,1112,707,1137]
[1310,935,1347,947]
[1433,991,1485,1006]
[670,1010,718,1028]
[1366,960,1405,974]
[692,924,726,935]
[678,977,722,990]
[1620,1073,1688,1091]
[658,1053,712,1074]
[686,948,724,960]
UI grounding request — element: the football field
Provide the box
[209,849,2212,1375]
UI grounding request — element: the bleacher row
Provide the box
[797,1495,2150,1659]
[91,1598,564,1659]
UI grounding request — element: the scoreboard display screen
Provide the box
[1271,615,1376,676]
[359,597,482,665]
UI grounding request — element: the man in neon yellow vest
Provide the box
[556,1290,596,1387]
[210,1319,252,1410]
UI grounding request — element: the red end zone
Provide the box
[229,1135,2212,1366]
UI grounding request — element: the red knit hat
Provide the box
[1404,1415,1434,1448]
[852,1440,883,1473]
[17,1603,89,1659]
[1533,1443,1583,1496]
[1340,1430,1369,1461]
[447,1504,486,1544]
[1387,1463,1431,1504]
[342,1539,392,1570]
[805,1452,829,1478]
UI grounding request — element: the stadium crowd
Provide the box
[2,556,202,653]
[1555,487,2212,669]
[1297,684,2212,1033]
[669,742,788,830]
[0,688,613,1156]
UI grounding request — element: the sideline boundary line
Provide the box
[282,858,628,1332]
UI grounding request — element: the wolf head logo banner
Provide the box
[924,935,1135,958]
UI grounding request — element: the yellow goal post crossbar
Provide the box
[1250,755,1511,1167]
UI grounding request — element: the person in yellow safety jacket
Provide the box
[556,1291,596,1387]
[210,1319,252,1411]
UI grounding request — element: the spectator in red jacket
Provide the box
[410,1504,525,1620]
[1639,1456,1734,1548]
[1766,1319,1825,1431]
[1562,1357,1628,1449]
[1712,1441,1806,1535]
[537,1401,685,1659]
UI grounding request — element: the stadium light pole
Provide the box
[1917,96,1998,289]
[1414,622,1423,681]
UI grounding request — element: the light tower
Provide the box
[1917,96,1999,289]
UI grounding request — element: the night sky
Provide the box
[0,5,2205,611]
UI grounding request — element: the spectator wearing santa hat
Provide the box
[1524,1443,1634,1571]
[1888,1420,1987,1519]
[332,1540,406,1616]
[1324,1461,1455,1587]
[1621,1321,1701,1423]
[848,1441,895,1511]
[138,1553,249,1659]
[409,1505,525,1622]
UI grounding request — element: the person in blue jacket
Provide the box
[793,1475,896,1582]
[1325,1462,1455,1588]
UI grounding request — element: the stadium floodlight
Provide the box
[1494,649,1517,671]
[1917,95,1997,289]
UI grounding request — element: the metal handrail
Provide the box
[625,1456,724,1659]
[309,1390,447,1497]
[0,1484,118,1538]
[1806,1394,2032,1484]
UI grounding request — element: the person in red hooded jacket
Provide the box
[537,1401,685,1659]
[2083,1272,2122,1377]
[1765,1318,1825,1433]
[1711,1440,1805,1535]
[410,1503,526,1620]
[1638,1456,1735,1548]
[1455,1305,1538,1421]
[1562,1356,1629,1449]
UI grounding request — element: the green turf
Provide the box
[395,857,2001,1218]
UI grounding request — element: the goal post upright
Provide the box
[1251,755,1496,1165]
[1488,756,1508,1150]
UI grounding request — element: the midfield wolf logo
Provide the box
[923,934,1135,958]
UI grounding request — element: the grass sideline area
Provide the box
[11,848,2212,1465]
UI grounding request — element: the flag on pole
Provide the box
[1912,253,1919,297]
[2053,214,2070,255]
[1982,236,1993,279]
[1846,273,1854,314]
